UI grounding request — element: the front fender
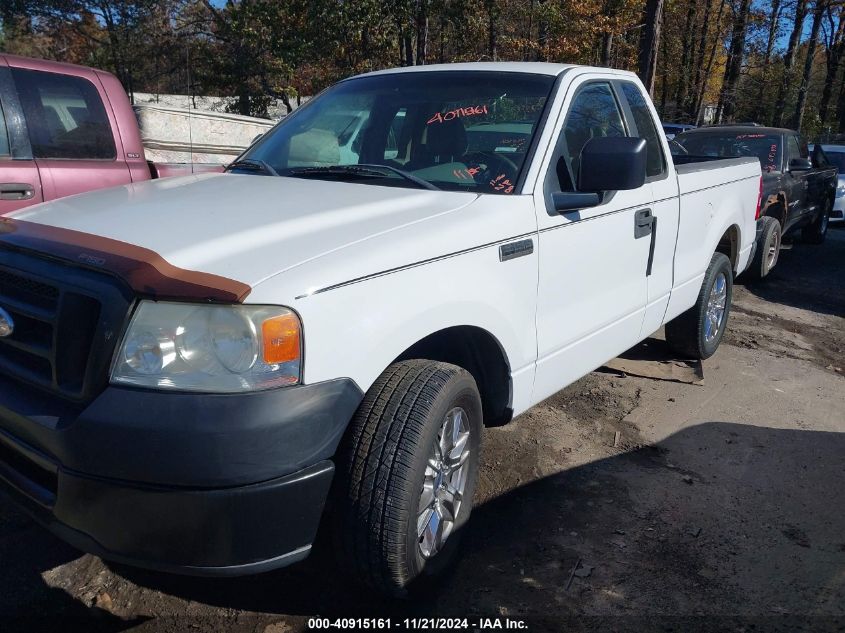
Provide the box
[270,242,538,415]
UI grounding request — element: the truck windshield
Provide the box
[236,71,555,194]
[675,132,782,172]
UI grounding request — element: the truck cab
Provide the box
[0,54,154,213]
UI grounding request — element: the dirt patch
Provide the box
[725,228,845,376]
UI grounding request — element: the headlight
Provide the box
[836,184,845,198]
[111,301,302,392]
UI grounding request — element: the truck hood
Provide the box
[9,173,478,294]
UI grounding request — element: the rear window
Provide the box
[12,68,116,160]
[676,132,781,172]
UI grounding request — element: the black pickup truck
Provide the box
[674,126,838,279]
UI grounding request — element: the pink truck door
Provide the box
[9,66,130,202]
[0,61,44,214]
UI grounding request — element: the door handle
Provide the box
[634,208,653,238]
[0,183,35,201]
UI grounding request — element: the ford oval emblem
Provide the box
[0,307,13,338]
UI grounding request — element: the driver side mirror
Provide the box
[788,157,812,172]
[553,137,648,213]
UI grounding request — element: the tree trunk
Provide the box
[792,0,825,130]
[404,33,414,66]
[674,0,697,120]
[774,0,809,126]
[486,0,498,60]
[688,0,714,120]
[718,0,753,122]
[637,0,665,96]
[837,69,845,132]
[694,0,729,123]
[754,0,783,124]
[818,6,845,125]
[439,9,446,63]
[416,0,428,65]
[537,0,548,61]
[601,32,613,66]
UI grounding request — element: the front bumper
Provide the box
[0,375,362,575]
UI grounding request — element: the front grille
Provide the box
[0,250,132,402]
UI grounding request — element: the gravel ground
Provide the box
[2,230,844,633]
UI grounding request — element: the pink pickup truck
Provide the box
[0,54,222,214]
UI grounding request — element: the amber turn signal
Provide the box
[262,313,301,364]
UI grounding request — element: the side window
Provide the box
[786,135,802,164]
[11,68,116,160]
[555,82,625,191]
[620,82,665,178]
[0,100,10,157]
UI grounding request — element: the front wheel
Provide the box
[665,252,733,360]
[333,360,482,597]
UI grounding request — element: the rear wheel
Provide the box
[665,252,733,360]
[802,198,831,244]
[333,360,482,597]
[746,216,781,280]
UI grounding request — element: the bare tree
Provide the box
[774,0,809,126]
[818,4,845,124]
[674,0,698,119]
[717,0,753,122]
[693,0,729,124]
[416,0,428,65]
[754,0,784,123]
[637,0,665,95]
[792,0,827,130]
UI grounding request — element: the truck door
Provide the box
[9,66,130,202]
[784,134,809,228]
[614,81,680,338]
[531,78,651,404]
[0,62,43,214]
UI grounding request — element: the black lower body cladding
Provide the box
[0,374,363,574]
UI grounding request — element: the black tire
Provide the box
[802,198,831,244]
[746,216,781,280]
[665,252,733,360]
[333,360,482,597]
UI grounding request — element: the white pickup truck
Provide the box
[0,63,760,596]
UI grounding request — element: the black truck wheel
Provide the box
[746,216,781,280]
[333,360,482,596]
[665,252,733,360]
[802,198,831,244]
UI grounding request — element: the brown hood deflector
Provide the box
[0,218,251,303]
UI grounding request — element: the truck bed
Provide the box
[674,156,760,195]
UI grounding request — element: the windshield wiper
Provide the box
[227,158,280,176]
[287,164,440,191]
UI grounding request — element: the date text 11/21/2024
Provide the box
[307,618,529,630]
